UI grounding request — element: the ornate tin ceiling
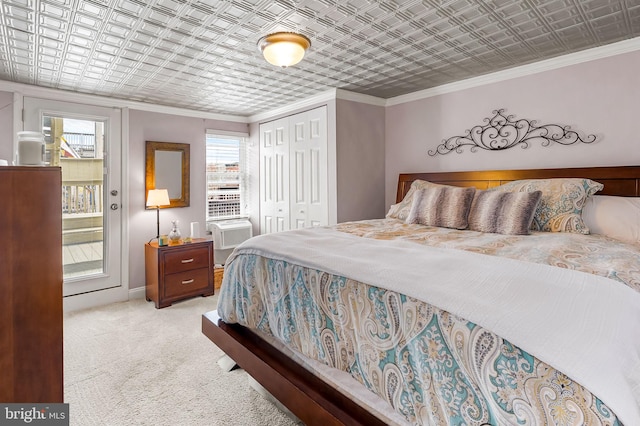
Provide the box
[0,0,638,116]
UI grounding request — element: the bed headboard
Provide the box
[396,166,640,203]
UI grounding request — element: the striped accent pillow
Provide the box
[386,179,445,221]
[468,190,543,235]
[406,186,476,229]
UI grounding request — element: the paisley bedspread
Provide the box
[217,219,640,426]
[335,219,640,293]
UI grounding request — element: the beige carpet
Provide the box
[64,295,299,426]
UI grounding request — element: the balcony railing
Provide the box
[207,189,240,219]
[60,158,104,245]
[63,132,96,158]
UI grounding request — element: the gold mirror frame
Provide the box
[145,141,190,208]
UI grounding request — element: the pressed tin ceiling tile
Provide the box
[0,0,638,116]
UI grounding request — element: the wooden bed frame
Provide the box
[202,165,640,426]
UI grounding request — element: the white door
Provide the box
[24,97,123,297]
[290,106,328,229]
[260,116,289,234]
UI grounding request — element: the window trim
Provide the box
[205,129,248,138]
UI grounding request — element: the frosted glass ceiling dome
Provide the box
[258,32,311,68]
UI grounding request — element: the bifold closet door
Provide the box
[259,105,328,234]
[260,116,289,234]
[290,106,328,229]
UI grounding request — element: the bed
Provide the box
[202,165,640,426]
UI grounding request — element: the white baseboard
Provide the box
[129,286,146,299]
[63,285,128,313]
[62,286,146,313]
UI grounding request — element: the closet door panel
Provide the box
[294,108,328,228]
[263,215,274,234]
[260,124,274,233]
[310,147,321,205]
[260,117,289,234]
[290,116,306,229]
[273,120,289,232]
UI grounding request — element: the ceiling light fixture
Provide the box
[258,32,311,68]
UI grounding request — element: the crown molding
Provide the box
[249,89,337,123]
[0,80,249,123]
[249,88,386,123]
[335,89,386,106]
[386,36,640,107]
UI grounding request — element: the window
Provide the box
[206,132,247,220]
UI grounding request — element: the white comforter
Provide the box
[229,226,640,426]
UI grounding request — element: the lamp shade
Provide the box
[258,32,311,68]
[146,189,170,208]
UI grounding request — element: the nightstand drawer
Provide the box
[145,239,214,308]
[164,268,210,299]
[164,246,210,274]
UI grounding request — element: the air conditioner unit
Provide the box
[207,219,252,250]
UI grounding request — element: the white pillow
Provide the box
[582,195,640,245]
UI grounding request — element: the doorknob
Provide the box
[110,203,119,210]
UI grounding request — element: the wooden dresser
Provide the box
[0,166,63,403]
[145,239,214,308]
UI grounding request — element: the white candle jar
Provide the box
[17,131,45,166]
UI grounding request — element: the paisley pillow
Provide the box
[491,178,603,234]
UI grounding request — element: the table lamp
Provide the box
[146,189,170,240]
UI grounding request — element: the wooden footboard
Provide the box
[202,311,387,426]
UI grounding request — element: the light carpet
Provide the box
[64,295,299,426]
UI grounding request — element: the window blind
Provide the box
[205,133,246,220]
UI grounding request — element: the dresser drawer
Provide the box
[164,268,210,299]
[163,246,210,274]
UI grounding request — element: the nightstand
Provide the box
[145,239,214,308]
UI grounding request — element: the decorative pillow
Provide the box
[491,178,603,234]
[582,195,640,245]
[468,190,542,235]
[387,180,451,221]
[406,186,476,229]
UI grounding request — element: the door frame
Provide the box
[18,92,130,311]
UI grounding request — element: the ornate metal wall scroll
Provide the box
[428,109,597,156]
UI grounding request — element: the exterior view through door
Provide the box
[23,97,123,299]
[48,116,105,279]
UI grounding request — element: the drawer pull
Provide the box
[181,258,195,263]
[181,279,195,285]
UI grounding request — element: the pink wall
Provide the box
[384,50,640,210]
[127,110,248,289]
[0,91,14,162]
[335,99,386,221]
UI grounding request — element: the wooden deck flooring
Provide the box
[63,241,103,277]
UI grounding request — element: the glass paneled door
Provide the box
[24,98,122,297]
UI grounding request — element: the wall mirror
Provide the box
[145,141,190,208]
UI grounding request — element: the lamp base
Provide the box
[156,207,161,239]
